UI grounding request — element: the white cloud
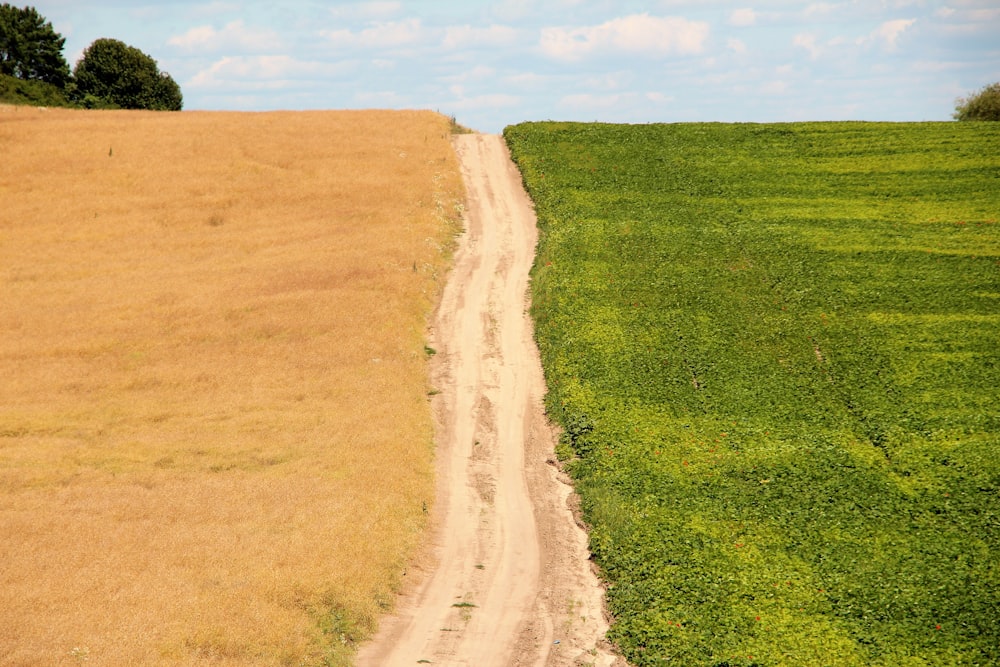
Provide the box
[504,72,549,87]
[582,72,630,90]
[491,0,582,22]
[329,2,402,20]
[322,19,425,49]
[448,93,521,110]
[559,92,630,108]
[760,80,788,94]
[859,18,916,50]
[878,18,917,48]
[803,3,841,18]
[188,55,353,90]
[931,4,1000,28]
[910,60,964,73]
[657,0,736,6]
[442,24,519,49]
[646,92,674,103]
[168,20,282,54]
[702,69,746,86]
[353,90,409,105]
[169,25,215,50]
[442,65,497,84]
[540,14,709,61]
[490,0,535,21]
[128,7,165,21]
[966,8,1000,21]
[191,2,241,18]
[727,38,747,53]
[729,8,756,26]
[792,33,822,59]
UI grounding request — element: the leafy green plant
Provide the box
[72,38,182,111]
[506,121,1000,666]
[448,114,474,134]
[954,82,1000,121]
[0,71,72,106]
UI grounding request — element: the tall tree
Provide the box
[0,4,70,86]
[73,38,182,111]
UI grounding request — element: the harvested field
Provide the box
[0,107,464,665]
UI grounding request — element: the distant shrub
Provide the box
[953,82,1000,121]
[72,38,182,111]
[0,71,72,106]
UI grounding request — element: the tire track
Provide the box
[356,134,619,667]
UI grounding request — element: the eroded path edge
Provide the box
[356,134,619,667]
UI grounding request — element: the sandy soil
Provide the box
[356,134,622,666]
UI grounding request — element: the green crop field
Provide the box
[505,122,1000,667]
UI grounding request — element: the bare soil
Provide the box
[356,134,622,666]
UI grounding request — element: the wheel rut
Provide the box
[356,134,620,667]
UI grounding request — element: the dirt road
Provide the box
[356,134,620,666]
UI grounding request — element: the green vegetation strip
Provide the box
[505,121,1000,667]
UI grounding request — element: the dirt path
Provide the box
[356,134,620,667]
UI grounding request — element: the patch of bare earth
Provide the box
[356,134,622,666]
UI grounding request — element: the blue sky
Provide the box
[32,0,1000,132]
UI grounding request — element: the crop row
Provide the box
[506,121,1000,666]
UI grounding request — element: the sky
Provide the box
[31,0,1000,133]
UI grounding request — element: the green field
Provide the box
[505,122,1000,666]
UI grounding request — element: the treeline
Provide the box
[0,4,181,110]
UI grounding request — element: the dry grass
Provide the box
[0,106,465,665]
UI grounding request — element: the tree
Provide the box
[953,82,1000,121]
[0,4,70,87]
[73,38,182,111]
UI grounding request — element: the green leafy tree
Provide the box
[953,82,1000,121]
[73,38,182,111]
[0,4,70,86]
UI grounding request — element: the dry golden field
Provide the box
[0,106,464,665]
